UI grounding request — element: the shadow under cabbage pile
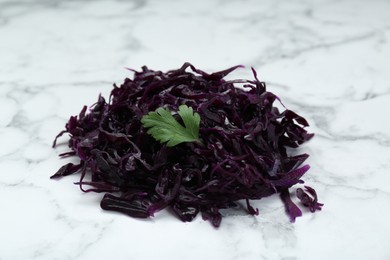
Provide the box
[52,63,322,227]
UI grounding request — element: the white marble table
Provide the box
[1,0,390,259]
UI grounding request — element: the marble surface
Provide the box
[1,0,390,259]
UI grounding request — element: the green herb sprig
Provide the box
[141,105,201,147]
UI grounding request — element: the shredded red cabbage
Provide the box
[52,63,322,227]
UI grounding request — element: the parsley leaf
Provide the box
[141,105,201,147]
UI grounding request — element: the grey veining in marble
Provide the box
[1,0,390,259]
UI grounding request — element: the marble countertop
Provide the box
[1,0,390,259]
